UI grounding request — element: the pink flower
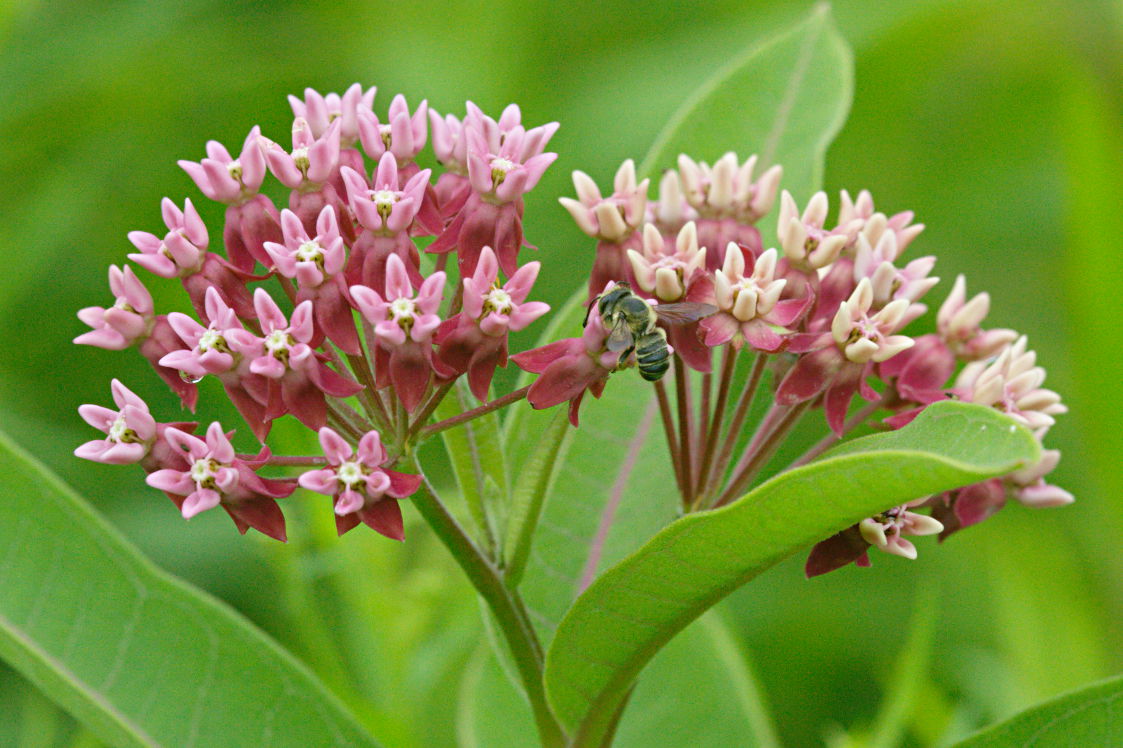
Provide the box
[954,336,1065,434]
[805,501,943,577]
[428,106,558,277]
[146,422,292,541]
[701,246,806,352]
[626,223,708,303]
[178,127,281,271]
[75,265,154,350]
[560,162,650,300]
[777,190,862,271]
[357,94,428,165]
[159,287,272,439]
[298,427,421,539]
[288,84,376,144]
[649,169,699,235]
[435,246,550,400]
[678,153,782,224]
[229,289,363,429]
[837,189,925,256]
[936,275,1017,361]
[263,206,358,354]
[178,127,267,205]
[677,153,780,266]
[127,197,258,320]
[351,254,448,412]
[512,310,623,426]
[852,231,938,328]
[341,153,431,292]
[857,502,943,560]
[75,379,157,465]
[264,117,342,190]
[777,278,914,434]
[560,161,649,244]
[126,198,209,278]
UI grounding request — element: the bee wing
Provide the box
[605,317,636,352]
[653,302,718,325]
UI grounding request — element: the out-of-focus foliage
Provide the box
[1,0,1120,746]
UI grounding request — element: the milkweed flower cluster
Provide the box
[557,156,1071,576]
[73,83,1070,578]
[75,85,557,542]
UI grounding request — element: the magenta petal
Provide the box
[385,469,422,498]
[511,339,582,373]
[318,426,353,463]
[742,319,786,353]
[299,468,338,494]
[335,512,362,536]
[226,498,288,542]
[182,488,221,519]
[776,347,841,405]
[824,367,861,436]
[527,355,600,410]
[359,499,405,541]
[389,349,431,412]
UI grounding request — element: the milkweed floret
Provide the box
[298,427,421,539]
[145,422,292,541]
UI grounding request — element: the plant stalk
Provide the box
[408,461,565,747]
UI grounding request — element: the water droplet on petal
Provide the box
[179,371,204,384]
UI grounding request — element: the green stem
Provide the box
[702,353,766,503]
[653,379,685,499]
[788,396,889,468]
[674,357,695,508]
[418,385,531,439]
[407,379,458,440]
[238,454,326,466]
[713,400,810,508]
[694,345,736,507]
[408,460,566,747]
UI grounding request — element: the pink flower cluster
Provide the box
[75,85,556,541]
[556,155,1071,575]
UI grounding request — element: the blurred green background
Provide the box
[1,0,1121,745]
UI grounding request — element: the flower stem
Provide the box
[417,385,531,439]
[702,353,767,503]
[239,454,327,466]
[694,345,736,507]
[407,379,457,440]
[408,460,565,747]
[788,396,890,468]
[652,380,684,498]
[674,357,695,508]
[713,400,810,508]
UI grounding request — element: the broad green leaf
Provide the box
[502,408,572,586]
[0,428,379,748]
[458,610,777,748]
[437,381,508,557]
[544,402,1040,741]
[638,3,853,206]
[953,673,1123,748]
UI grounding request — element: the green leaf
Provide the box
[437,381,508,557]
[953,674,1123,748]
[544,402,1040,742]
[458,610,777,748]
[0,427,379,748]
[502,407,571,586]
[637,2,853,206]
